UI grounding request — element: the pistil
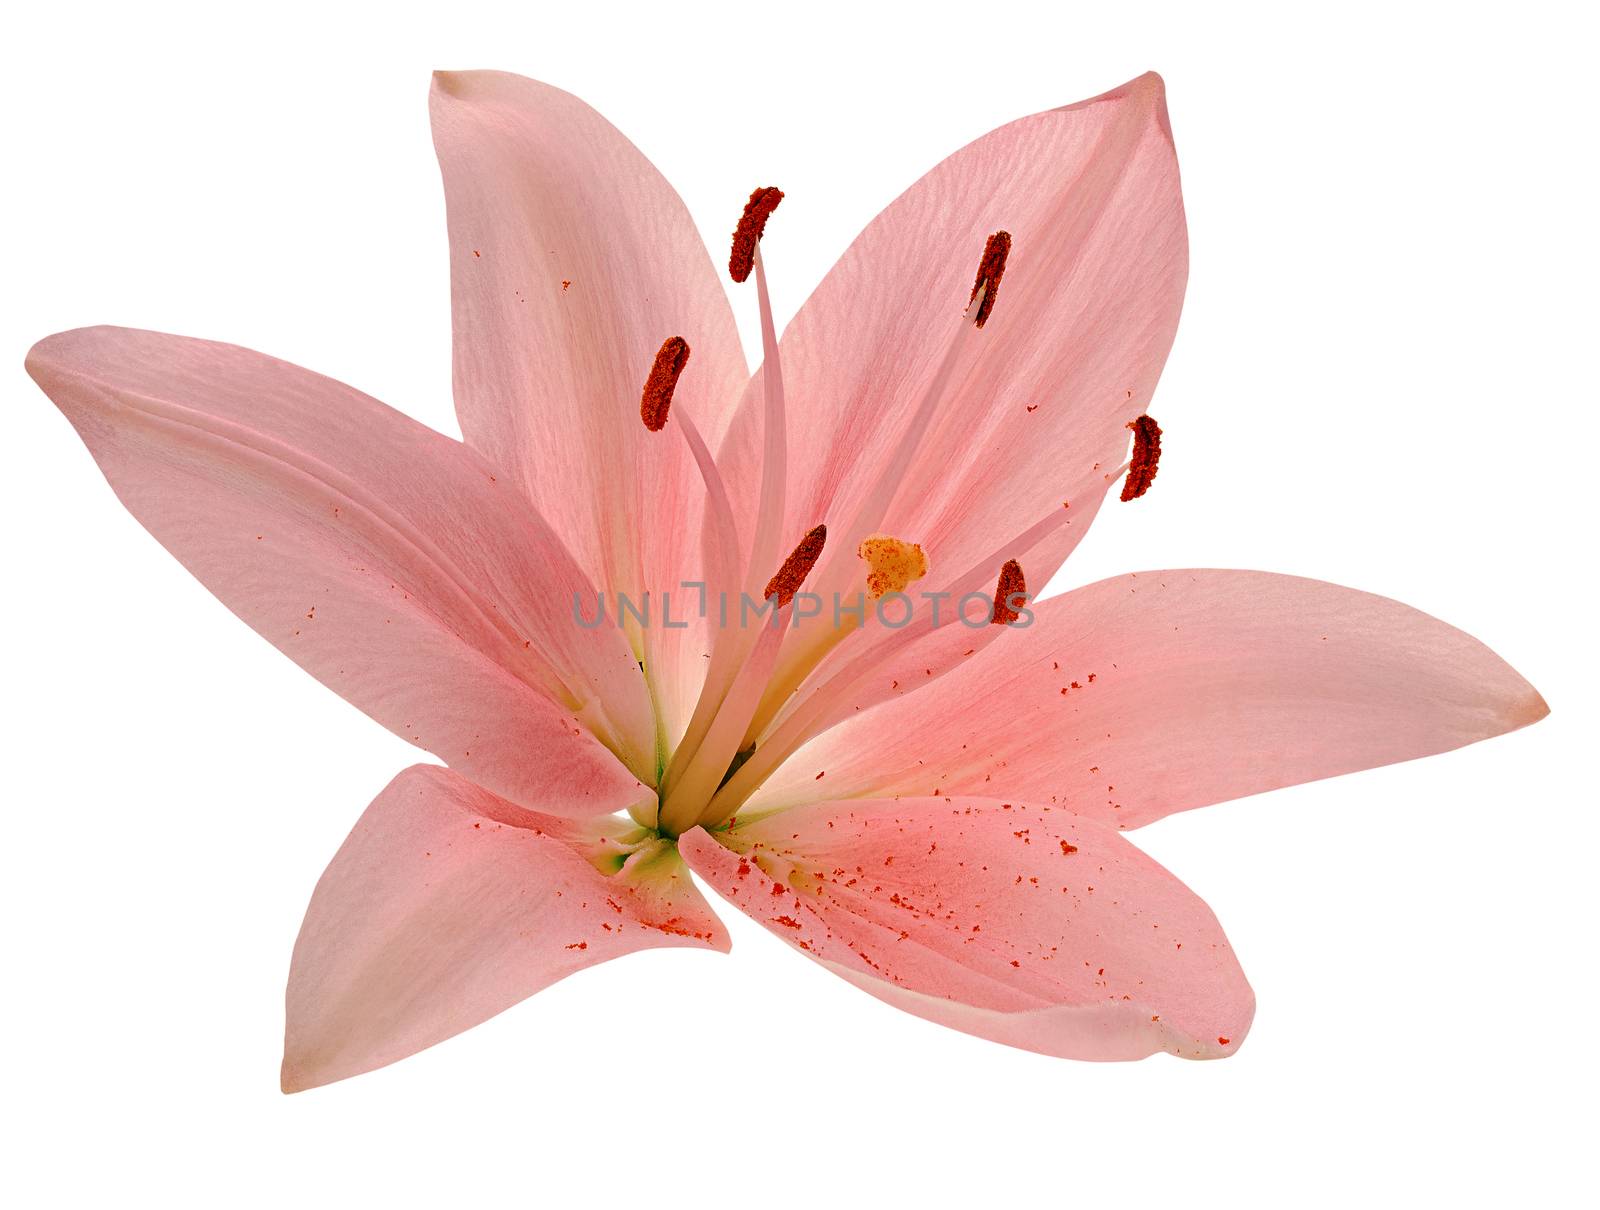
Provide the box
[703,536,1048,823]
[748,235,1004,738]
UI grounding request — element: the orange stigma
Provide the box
[640,337,690,432]
[763,524,827,607]
[1121,414,1162,501]
[969,231,1011,328]
[991,559,1027,624]
[729,187,784,283]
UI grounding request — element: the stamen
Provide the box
[857,534,929,599]
[991,559,1027,624]
[1120,414,1163,501]
[673,236,791,788]
[640,337,690,432]
[968,231,1012,328]
[764,524,828,608]
[729,187,784,283]
[655,399,746,801]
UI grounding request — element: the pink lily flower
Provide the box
[25,69,1545,1093]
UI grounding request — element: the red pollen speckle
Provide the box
[729,186,784,282]
[763,524,827,608]
[1060,840,1078,855]
[1218,1037,1231,1045]
[969,230,1011,328]
[991,559,1027,625]
[565,941,588,950]
[774,915,802,929]
[1121,414,1163,501]
[640,336,690,432]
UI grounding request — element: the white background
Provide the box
[2,1,1594,1206]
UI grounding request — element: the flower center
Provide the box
[631,199,1126,837]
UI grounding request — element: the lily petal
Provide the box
[431,71,749,738]
[750,571,1548,827]
[27,326,656,811]
[720,72,1184,586]
[284,765,728,1092]
[680,797,1251,1060]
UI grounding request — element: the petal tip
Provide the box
[430,69,522,107]
[1513,684,1551,729]
[26,325,144,383]
[1130,70,1167,99]
[25,326,94,377]
[1128,71,1174,141]
[279,1053,316,1095]
[1166,1000,1254,1062]
[1059,71,1174,144]
[430,69,470,99]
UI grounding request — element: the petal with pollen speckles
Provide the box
[681,796,1252,1060]
[283,765,728,1092]
[750,571,1547,828]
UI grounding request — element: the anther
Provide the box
[968,231,1011,328]
[990,559,1027,625]
[729,187,785,283]
[640,337,690,432]
[857,534,929,599]
[764,524,827,608]
[1120,414,1163,501]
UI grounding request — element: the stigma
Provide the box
[857,534,929,598]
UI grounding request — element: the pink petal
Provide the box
[431,71,749,737]
[720,72,1184,587]
[752,571,1547,827]
[284,765,728,1092]
[680,797,1251,1060]
[27,326,656,814]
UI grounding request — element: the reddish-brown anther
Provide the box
[763,524,827,608]
[729,187,784,283]
[1121,414,1163,501]
[968,231,1012,328]
[991,559,1027,625]
[640,337,690,432]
